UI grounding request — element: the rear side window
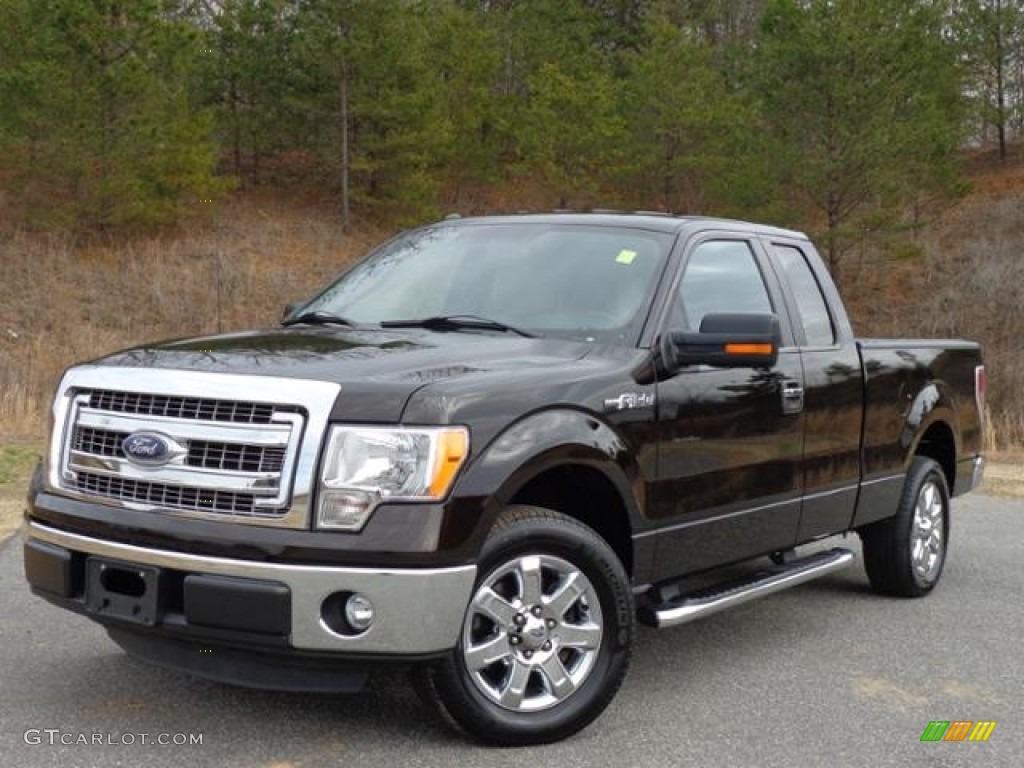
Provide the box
[773,245,835,346]
[674,240,773,329]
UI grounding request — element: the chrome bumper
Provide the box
[27,522,476,655]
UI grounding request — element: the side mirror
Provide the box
[281,301,304,323]
[660,313,780,373]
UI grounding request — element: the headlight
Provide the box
[316,425,469,530]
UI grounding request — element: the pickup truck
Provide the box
[23,213,986,745]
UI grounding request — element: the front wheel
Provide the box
[414,505,634,745]
[859,457,950,597]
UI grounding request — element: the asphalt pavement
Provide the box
[1,493,1021,768]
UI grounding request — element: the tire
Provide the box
[414,505,634,745]
[859,457,950,597]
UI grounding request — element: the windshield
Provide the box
[291,222,674,345]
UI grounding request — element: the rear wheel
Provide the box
[859,457,950,597]
[414,505,634,745]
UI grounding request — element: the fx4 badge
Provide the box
[604,392,655,411]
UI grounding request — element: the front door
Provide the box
[647,237,805,581]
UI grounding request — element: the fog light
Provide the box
[344,593,375,632]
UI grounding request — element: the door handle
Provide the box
[781,380,804,414]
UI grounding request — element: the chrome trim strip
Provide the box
[633,481,866,541]
[48,366,340,529]
[75,409,294,446]
[648,547,855,628]
[802,483,860,501]
[28,522,476,654]
[69,452,281,493]
[633,493,803,540]
[860,473,904,487]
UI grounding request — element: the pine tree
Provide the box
[621,11,771,215]
[292,0,454,224]
[0,0,226,229]
[954,0,1024,161]
[755,0,965,278]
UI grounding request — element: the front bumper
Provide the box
[24,521,476,656]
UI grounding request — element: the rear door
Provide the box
[763,238,864,539]
[647,235,805,581]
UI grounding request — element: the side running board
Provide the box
[638,548,856,629]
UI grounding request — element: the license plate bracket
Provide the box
[85,557,161,627]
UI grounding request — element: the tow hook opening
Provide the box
[100,564,147,597]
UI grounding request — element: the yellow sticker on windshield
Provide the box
[616,249,637,264]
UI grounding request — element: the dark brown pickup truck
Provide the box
[23,214,985,744]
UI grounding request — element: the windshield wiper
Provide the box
[282,310,356,328]
[380,314,538,338]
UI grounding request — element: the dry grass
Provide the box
[980,459,1024,498]
[0,442,42,538]
[1,194,378,439]
[841,189,1024,451]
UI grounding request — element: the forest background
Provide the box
[1,0,1022,458]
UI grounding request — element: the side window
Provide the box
[772,245,835,346]
[673,240,773,330]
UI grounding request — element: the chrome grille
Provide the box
[76,472,256,515]
[85,389,299,424]
[62,385,307,523]
[186,441,286,473]
[50,367,341,530]
[73,426,124,457]
[71,426,285,473]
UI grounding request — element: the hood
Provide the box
[89,326,605,422]
[93,326,598,383]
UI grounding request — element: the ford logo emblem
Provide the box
[121,432,177,466]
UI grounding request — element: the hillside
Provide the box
[839,153,1023,449]
[1,163,1021,448]
[0,194,377,436]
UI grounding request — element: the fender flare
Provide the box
[900,381,960,459]
[445,408,645,560]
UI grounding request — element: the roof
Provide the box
[435,211,808,240]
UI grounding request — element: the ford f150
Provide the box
[23,214,986,744]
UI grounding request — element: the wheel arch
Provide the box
[913,420,957,495]
[855,381,960,530]
[448,408,646,580]
[900,380,961,493]
[506,463,635,577]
